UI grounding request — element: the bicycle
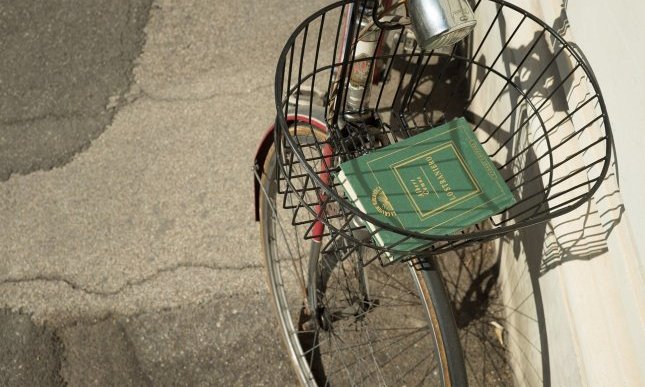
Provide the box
[253,1,612,385]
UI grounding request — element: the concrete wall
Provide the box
[469,1,645,385]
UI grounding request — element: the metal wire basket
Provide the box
[272,0,613,265]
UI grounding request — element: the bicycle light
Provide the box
[408,0,477,51]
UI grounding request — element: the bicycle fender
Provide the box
[253,114,327,221]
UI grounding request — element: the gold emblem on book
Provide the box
[371,186,396,217]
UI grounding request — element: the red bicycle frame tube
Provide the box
[253,114,331,228]
[256,1,392,242]
[312,0,393,242]
[312,142,334,243]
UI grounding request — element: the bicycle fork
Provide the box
[305,141,378,327]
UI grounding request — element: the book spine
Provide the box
[338,170,394,262]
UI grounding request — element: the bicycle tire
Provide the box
[259,124,467,386]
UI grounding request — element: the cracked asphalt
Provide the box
[1,0,329,385]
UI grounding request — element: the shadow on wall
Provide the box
[498,1,622,386]
[495,0,623,274]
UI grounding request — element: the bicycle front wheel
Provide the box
[259,124,467,386]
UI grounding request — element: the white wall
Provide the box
[565,0,645,262]
[470,1,645,385]
[540,2,645,384]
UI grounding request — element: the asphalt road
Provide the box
[0,0,329,385]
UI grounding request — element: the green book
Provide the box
[337,117,515,261]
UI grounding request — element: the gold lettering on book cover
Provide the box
[411,176,430,198]
[391,143,482,220]
[371,186,396,217]
[425,154,458,201]
[467,137,502,190]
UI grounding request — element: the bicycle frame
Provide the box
[308,0,394,315]
[254,0,392,315]
[254,0,392,225]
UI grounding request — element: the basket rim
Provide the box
[273,0,614,245]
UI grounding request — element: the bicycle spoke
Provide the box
[317,327,427,356]
[324,326,431,378]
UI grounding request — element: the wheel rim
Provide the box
[260,129,454,386]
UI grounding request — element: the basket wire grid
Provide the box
[272,0,612,265]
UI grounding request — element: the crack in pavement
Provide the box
[51,289,257,330]
[136,83,273,103]
[0,262,262,297]
[0,111,93,127]
[0,79,271,128]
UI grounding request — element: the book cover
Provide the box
[337,117,516,261]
